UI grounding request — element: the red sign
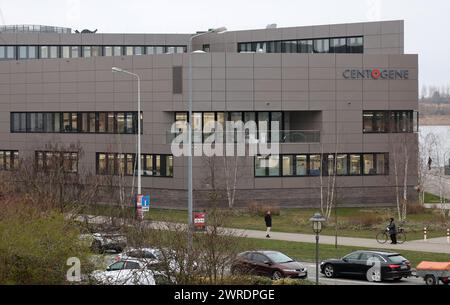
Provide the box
[194,212,207,231]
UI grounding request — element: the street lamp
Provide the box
[187,26,227,249]
[310,213,326,285]
[112,67,142,221]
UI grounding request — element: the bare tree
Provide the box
[391,135,411,222]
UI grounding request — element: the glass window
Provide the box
[28,46,37,59]
[255,156,268,177]
[0,46,5,59]
[54,113,61,132]
[108,154,115,175]
[116,113,125,134]
[299,40,314,53]
[125,112,135,134]
[176,46,186,53]
[374,112,386,132]
[330,38,347,53]
[4,151,11,170]
[81,113,88,133]
[155,46,164,54]
[98,113,106,133]
[127,154,134,176]
[89,113,96,133]
[19,46,27,59]
[282,155,293,176]
[83,46,91,58]
[166,156,173,177]
[146,46,155,55]
[314,39,330,53]
[268,155,280,177]
[296,155,308,176]
[44,113,54,133]
[309,155,321,176]
[117,154,125,176]
[114,46,123,56]
[364,154,375,175]
[71,46,80,58]
[376,154,387,175]
[71,113,78,132]
[134,46,144,55]
[144,155,153,176]
[336,154,348,176]
[71,153,78,173]
[155,155,161,176]
[40,46,49,58]
[327,155,335,176]
[347,37,363,53]
[0,151,4,169]
[104,46,113,57]
[6,46,15,59]
[193,113,202,143]
[125,47,133,56]
[363,111,374,133]
[282,40,298,53]
[107,113,115,133]
[91,46,101,57]
[49,46,58,58]
[62,46,71,58]
[166,46,175,54]
[98,153,106,175]
[350,154,361,175]
[255,42,267,53]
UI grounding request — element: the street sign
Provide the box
[194,212,207,232]
[142,195,150,212]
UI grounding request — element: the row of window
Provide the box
[363,111,417,133]
[0,45,187,60]
[255,153,389,177]
[36,151,79,173]
[96,153,174,177]
[238,36,363,54]
[0,150,19,171]
[0,150,174,178]
[175,111,284,143]
[11,112,142,134]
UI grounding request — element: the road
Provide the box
[301,262,425,286]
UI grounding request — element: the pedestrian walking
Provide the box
[265,211,272,238]
[428,157,433,171]
[388,218,397,244]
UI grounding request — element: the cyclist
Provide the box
[388,218,397,244]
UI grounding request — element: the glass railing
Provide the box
[166,130,321,144]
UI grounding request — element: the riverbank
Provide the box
[420,115,450,126]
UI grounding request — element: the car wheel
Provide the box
[272,271,283,281]
[368,270,382,282]
[323,264,335,278]
[425,275,437,286]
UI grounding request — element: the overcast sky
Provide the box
[0,0,449,88]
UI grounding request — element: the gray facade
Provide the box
[0,20,419,208]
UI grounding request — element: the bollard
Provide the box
[447,229,450,244]
[424,227,427,242]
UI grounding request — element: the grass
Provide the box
[82,204,450,241]
[424,192,450,204]
[244,238,450,268]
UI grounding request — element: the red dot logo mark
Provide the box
[371,69,381,79]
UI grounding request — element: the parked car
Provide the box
[231,251,308,280]
[90,259,171,285]
[116,247,196,273]
[320,250,412,282]
[80,233,127,254]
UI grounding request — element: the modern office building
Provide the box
[0,21,419,208]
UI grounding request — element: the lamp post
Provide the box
[112,67,142,221]
[310,213,326,285]
[187,26,226,249]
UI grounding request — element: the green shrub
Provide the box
[407,204,427,215]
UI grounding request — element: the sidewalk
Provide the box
[77,214,450,255]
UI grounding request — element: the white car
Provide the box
[115,248,180,272]
[90,259,169,285]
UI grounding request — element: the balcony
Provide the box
[166,130,321,144]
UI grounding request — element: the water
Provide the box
[419,125,450,166]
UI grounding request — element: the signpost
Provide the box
[136,195,150,221]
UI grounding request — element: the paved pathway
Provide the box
[77,215,450,255]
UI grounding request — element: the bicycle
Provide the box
[376,227,406,244]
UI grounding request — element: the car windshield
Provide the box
[388,255,407,264]
[265,252,294,264]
